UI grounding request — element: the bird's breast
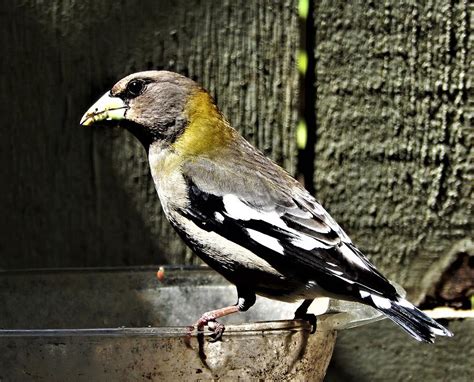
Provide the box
[148,144,189,214]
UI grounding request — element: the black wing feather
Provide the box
[181,176,397,299]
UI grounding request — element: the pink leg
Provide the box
[185,288,256,345]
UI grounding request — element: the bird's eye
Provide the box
[125,79,145,98]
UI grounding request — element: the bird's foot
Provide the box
[207,320,226,342]
[185,311,227,346]
[294,312,317,334]
[294,299,317,334]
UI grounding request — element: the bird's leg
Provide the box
[187,287,256,343]
[294,298,317,333]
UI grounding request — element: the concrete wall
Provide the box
[312,3,472,379]
[313,0,472,301]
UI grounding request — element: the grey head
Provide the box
[80,70,201,149]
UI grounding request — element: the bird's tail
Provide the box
[374,296,453,343]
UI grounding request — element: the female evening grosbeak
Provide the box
[81,71,452,343]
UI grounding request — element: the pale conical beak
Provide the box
[80,92,128,126]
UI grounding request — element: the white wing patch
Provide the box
[371,294,392,309]
[396,298,414,309]
[340,244,369,270]
[291,236,331,250]
[428,325,449,336]
[247,229,284,255]
[223,194,332,252]
[359,290,371,298]
[215,212,224,223]
[223,194,286,229]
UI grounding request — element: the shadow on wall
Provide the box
[1,0,300,269]
[0,0,188,268]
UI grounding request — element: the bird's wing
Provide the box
[181,154,397,299]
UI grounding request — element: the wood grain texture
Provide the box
[312,0,472,299]
[0,0,299,268]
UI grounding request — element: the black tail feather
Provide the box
[377,297,453,343]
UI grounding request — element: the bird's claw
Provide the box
[294,313,317,334]
[185,315,226,346]
[207,320,225,342]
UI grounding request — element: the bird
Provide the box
[80,70,452,343]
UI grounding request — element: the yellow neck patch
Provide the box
[172,90,235,157]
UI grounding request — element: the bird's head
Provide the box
[80,71,233,152]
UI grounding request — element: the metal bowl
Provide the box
[0,267,383,381]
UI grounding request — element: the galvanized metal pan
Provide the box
[0,266,383,381]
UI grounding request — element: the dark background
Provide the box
[1,1,472,380]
